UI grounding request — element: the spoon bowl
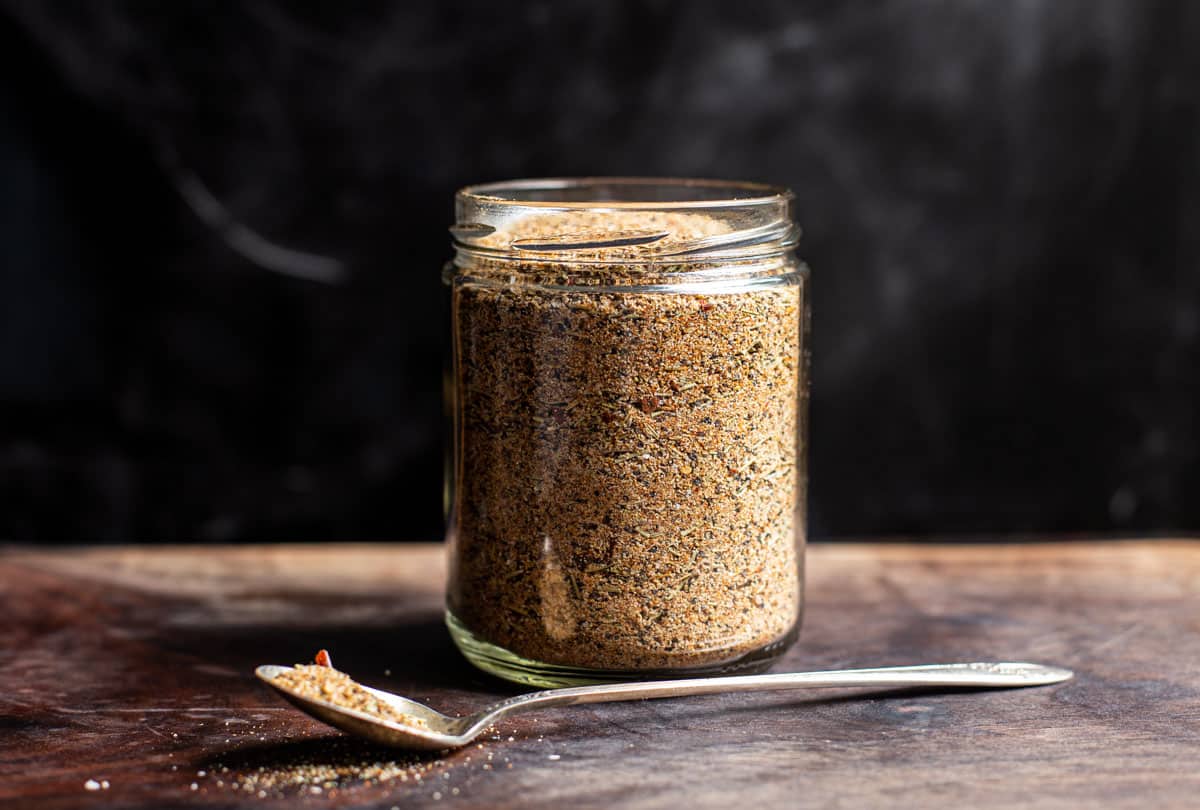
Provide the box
[255,665,470,750]
[256,661,1073,751]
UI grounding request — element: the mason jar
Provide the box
[444,178,809,687]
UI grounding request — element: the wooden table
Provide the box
[1,540,1197,809]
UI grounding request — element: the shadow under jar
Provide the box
[444,178,810,687]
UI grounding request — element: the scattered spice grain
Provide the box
[206,742,439,797]
[201,726,506,799]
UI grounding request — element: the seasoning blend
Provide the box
[445,178,809,686]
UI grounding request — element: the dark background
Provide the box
[1,1,1196,543]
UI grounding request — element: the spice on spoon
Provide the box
[270,652,428,730]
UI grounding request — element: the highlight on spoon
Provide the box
[957,661,1074,683]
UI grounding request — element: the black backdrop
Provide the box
[1,1,1197,543]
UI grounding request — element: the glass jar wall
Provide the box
[444,178,809,687]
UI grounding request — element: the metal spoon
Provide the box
[256,661,1072,751]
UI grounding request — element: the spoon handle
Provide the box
[486,662,1072,720]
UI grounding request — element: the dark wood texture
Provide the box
[1,541,1197,809]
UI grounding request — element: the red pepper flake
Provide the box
[698,299,714,312]
[639,395,659,414]
[314,649,333,668]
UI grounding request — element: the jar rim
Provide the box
[452,176,799,268]
[457,176,794,210]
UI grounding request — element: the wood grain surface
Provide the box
[1,540,1197,809]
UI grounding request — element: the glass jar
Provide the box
[444,178,809,687]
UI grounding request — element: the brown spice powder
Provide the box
[448,210,805,672]
[272,664,429,729]
[203,738,451,797]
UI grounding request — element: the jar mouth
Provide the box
[457,177,793,209]
[453,177,799,266]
